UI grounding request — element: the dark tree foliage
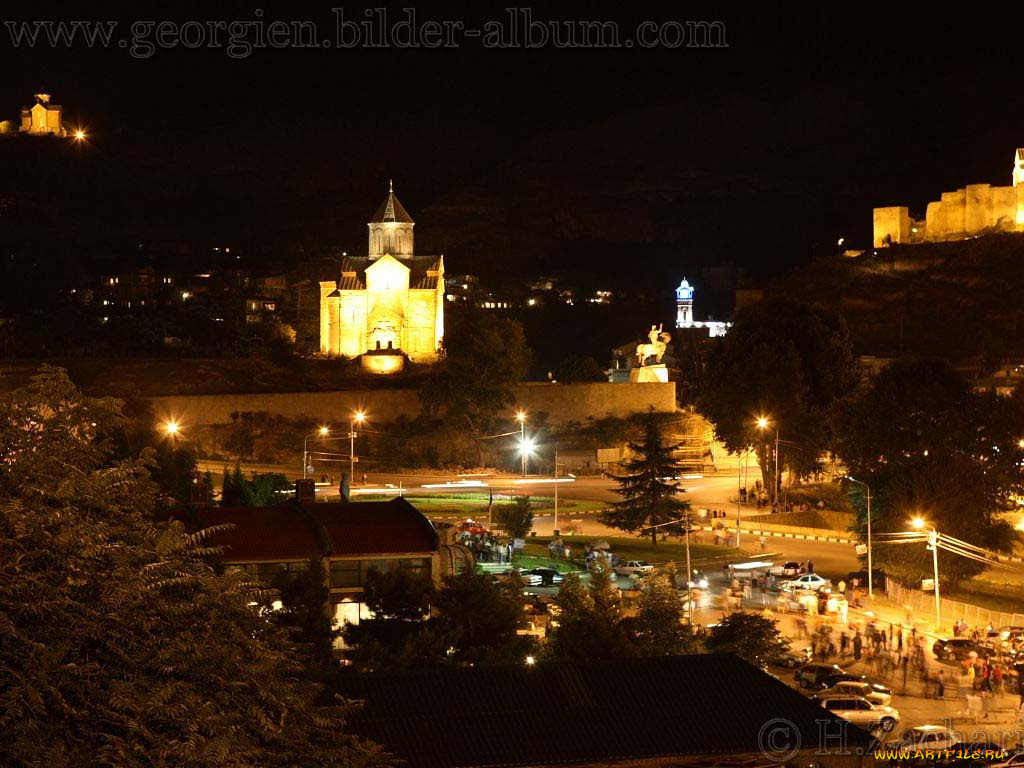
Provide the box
[419,311,531,435]
[495,494,534,539]
[433,570,534,665]
[698,298,859,486]
[833,358,1024,587]
[0,367,389,767]
[704,612,788,668]
[269,557,339,674]
[552,354,607,383]
[545,567,636,661]
[220,463,291,507]
[601,414,690,545]
[632,569,699,656]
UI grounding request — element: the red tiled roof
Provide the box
[163,497,437,562]
[307,498,438,556]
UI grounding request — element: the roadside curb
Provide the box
[697,524,853,546]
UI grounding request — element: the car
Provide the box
[886,725,961,753]
[522,567,563,587]
[502,568,543,587]
[770,561,804,578]
[933,638,997,663]
[688,570,709,589]
[770,637,812,668]
[782,573,831,592]
[614,560,654,577]
[814,680,893,707]
[987,750,1024,768]
[816,695,899,732]
[794,662,845,689]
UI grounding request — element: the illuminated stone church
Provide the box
[319,182,444,368]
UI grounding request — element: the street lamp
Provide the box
[756,416,780,510]
[162,419,181,438]
[350,410,366,483]
[847,475,874,599]
[303,426,330,479]
[910,516,942,628]
[519,436,535,477]
[515,410,527,476]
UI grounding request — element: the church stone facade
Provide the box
[319,183,444,365]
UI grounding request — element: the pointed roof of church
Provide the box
[370,180,414,224]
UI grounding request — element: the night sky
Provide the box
[1,4,1021,289]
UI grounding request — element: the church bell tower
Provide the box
[367,180,415,260]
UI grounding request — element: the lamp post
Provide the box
[303,425,330,479]
[553,444,559,534]
[756,417,780,510]
[515,410,527,477]
[161,419,181,439]
[911,517,941,629]
[350,410,365,483]
[847,476,874,599]
[519,436,535,479]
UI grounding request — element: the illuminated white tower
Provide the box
[675,278,694,328]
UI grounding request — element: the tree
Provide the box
[832,358,1022,587]
[704,611,788,668]
[495,494,534,539]
[269,557,339,673]
[601,415,690,545]
[221,463,292,507]
[433,569,534,665]
[545,567,635,661]
[698,298,859,489]
[0,367,389,766]
[632,569,697,656]
[553,355,607,383]
[419,311,531,435]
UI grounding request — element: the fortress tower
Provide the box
[675,278,694,328]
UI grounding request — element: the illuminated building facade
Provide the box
[19,92,65,136]
[874,148,1024,247]
[675,278,730,337]
[319,182,445,366]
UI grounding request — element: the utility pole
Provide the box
[553,445,558,534]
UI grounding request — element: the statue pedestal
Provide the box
[629,365,668,383]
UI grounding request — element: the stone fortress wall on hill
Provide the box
[873,149,1024,248]
[147,381,676,427]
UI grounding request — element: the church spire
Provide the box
[370,180,414,224]
[368,180,415,258]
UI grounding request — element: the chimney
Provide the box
[189,481,212,507]
[295,478,316,504]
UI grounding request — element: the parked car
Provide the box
[816,695,899,732]
[770,561,804,578]
[932,638,997,663]
[813,680,893,707]
[503,568,542,587]
[794,662,845,689]
[886,725,961,753]
[770,637,812,668]
[782,573,831,592]
[986,750,1024,768]
[522,567,563,587]
[614,560,655,578]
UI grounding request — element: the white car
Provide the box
[817,695,899,732]
[783,573,830,592]
[988,751,1024,768]
[814,681,893,707]
[886,725,960,752]
[614,560,654,577]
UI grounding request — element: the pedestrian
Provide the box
[840,632,849,657]
[937,670,945,699]
[564,543,571,561]
[759,535,767,552]
[901,655,909,688]
[994,664,1004,696]
[853,633,862,660]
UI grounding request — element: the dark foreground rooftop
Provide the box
[336,654,873,768]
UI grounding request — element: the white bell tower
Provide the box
[676,278,694,328]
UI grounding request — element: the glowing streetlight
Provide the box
[73,129,86,141]
[162,419,180,437]
[515,410,527,476]
[350,410,366,484]
[525,655,536,666]
[303,427,331,479]
[755,416,780,510]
